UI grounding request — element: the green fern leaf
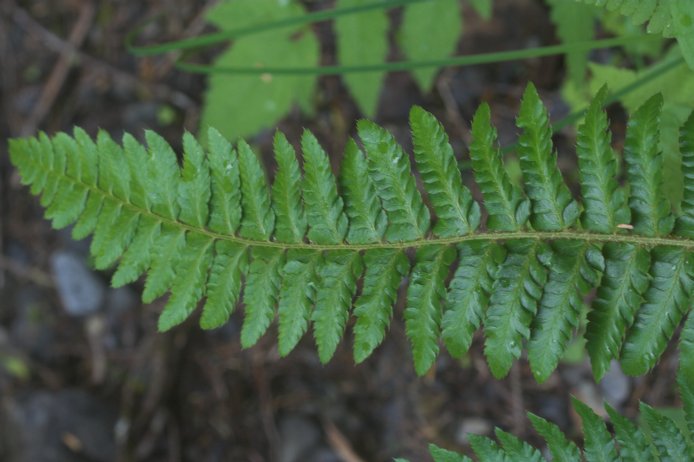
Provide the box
[623,94,674,237]
[585,243,651,380]
[604,404,654,462]
[575,0,694,68]
[621,246,694,375]
[428,443,472,462]
[240,248,284,348]
[676,112,694,237]
[495,429,545,462]
[272,132,307,244]
[484,240,551,378]
[238,140,275,240]
[641,403,694,461]
[517,83,580,231]
[206,127,242,235]
[358,120,431,241]
[572,398,619,462]
[405,245,456,375]
[409,370,694,461]
[353,249,409,363]
[12,84,694,380]
[301,131,348,244]
[442,242,504,358]
[159,233,213,331]
[111,216,161,287]
[529,241,603,382]
[277,250,321,356]
[178,133,211,228]
[528,413,581,462]
[576,86,630,233]
[410,106,481,237]
[200,242,247,330]
[468,434,506,462]
[141,227,186,304]
[143,131,180,220]
[312,251,363,363]
[470,103,530,231]
[340,139,387,244]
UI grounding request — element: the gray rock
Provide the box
[50,251,105,317]
[0,389,117,462]
[600,361,631,409]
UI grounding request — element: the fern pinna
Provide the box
[9,83,694,382]
[398,370,694,462]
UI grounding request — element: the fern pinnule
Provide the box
[405,245,455,375]
[442,242,505,359]
[623,93,674,237]
[527,412,581,462]
[10,83,694,381]
[271,131,306,244]
[676,111,694,238]
[517,83,580,231]
[410,106,481,237]
[470,103,529,231]
[339,139,387,244]
[576,85,629,234]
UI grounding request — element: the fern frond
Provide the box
[573,0,694,69]
[11,83,694,380]
[406,369,694,461]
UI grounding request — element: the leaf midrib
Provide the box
[40,161,694,252]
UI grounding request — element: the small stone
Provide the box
[50,251,105,317]
[455,417,492,445]
[600,361,630,409]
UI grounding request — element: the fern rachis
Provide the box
[9,83,694,382]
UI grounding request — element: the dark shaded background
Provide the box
[0,1,682,461]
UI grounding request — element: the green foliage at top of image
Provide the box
[10,83,694,383]
[199,0,319,143]
[397,369,694,461]
[576,0,694,68]
[201,0,488,141]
